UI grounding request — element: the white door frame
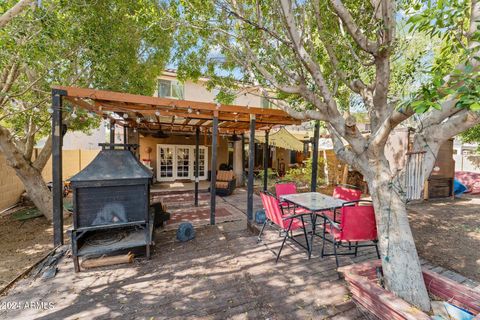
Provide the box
[157,144,176,182]
[156,144,208,182]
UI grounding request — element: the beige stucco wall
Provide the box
[139,133,230,178]
[0,153,25,211]
[157,74,264,107]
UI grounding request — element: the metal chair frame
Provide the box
[258,192,311,262]
[320,200,380,268]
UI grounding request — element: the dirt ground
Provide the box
[0,207,53,289]
[408,194,480,282]
[0,207,72,290]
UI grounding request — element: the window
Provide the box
[261,97,274,109]
[158,79,184,99]
[290,150,297,164]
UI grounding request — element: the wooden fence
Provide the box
[405,151,425,201]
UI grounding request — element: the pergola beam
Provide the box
[53,86,297,118]
[94,103,295,125]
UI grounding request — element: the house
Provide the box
[36,121,108,150]
[130,70,306,184]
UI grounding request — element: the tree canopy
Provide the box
[0,0,174,220]
[1,0,172,138]
[167,0,480,311]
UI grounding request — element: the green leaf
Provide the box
[470,102,480,111]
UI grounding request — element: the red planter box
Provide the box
[339,260,480,320]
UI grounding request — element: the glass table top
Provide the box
[281,192,346,211]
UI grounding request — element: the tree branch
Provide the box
[429,109,480,141]
[33,135,51,171]
[0,0,34,29]
[329,0,378,55]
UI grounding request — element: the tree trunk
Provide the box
[0,126,53,221]
[367,167,431,312]
[14,162,53,221]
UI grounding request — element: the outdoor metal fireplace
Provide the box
[69,145,153,272]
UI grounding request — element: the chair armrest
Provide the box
[342,199,372,207]
[265,191,275,197]
[282,212,310,220]
[337,183,362,190]
[323,215,341,230]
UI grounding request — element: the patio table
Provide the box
[281,192,346,258]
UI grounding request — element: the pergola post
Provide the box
[109,119,115,149]
[311,120,320,192]
[195,126,200,207]
[123,125,128,150]
[210,112,219,225]
[263,130,269,192]
[247,115,255,225]
[52,89,66,246]
[241,133,246,187]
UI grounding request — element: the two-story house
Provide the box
[134,70,306,184]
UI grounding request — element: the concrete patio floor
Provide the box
[0,219,379,320]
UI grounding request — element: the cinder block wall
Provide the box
[0,153,25,211]
[42,149,100,181]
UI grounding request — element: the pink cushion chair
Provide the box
[258,192,310,262]
[321,200,380,268]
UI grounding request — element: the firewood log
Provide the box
[81,252,134,269]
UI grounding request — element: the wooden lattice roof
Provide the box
[53,86,301,134]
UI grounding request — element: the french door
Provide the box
[157,145,175,181]
[176,147,191,179]
[157,145,208,181]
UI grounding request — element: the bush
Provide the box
[283,157,325,188]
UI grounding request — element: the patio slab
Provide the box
[150,187,263,232]
[0,220,375,319]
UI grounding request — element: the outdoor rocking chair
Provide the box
[258,192,310,262]
[321,200,380,268]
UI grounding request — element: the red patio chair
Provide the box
[324,185,363,222]
[275,182,297,209]
[321,200,380,268]
[333,185,362,201]
[258,192,310,262]
[274,182,310,216]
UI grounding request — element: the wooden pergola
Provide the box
[53,86,299,133]
[51,86,313,246]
